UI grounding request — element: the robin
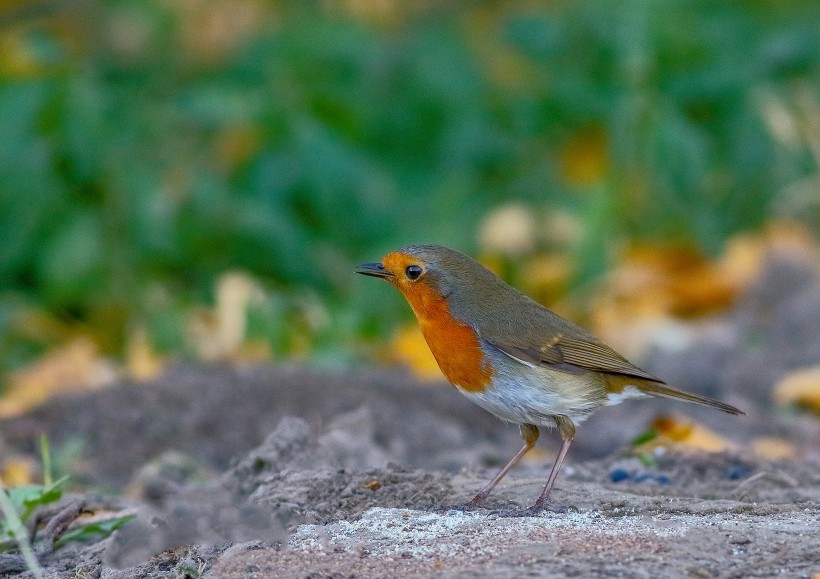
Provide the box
[356,244,744,511]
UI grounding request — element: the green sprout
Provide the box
[0,434,135,574]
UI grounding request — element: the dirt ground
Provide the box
[1,252,819,578]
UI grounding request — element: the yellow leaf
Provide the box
[186,271,265,362]
[588,244,740,358]
[521,253,572,307]
[588,223,820,360]
[773,366,820,413]
[1,458,35,488]
[720,221,819,288]
[11,307,75,345]
[235,339,272,363]
[752,437,797,461]
[639,414,735,453]
[560,128,608,187]
[389,324,443,382]
[0,338,118,418]
[626,245,737,317]
[0,27,46,77]
[126,326,164,382]
[171,0,268,62]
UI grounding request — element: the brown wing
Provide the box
[488,333,664,383]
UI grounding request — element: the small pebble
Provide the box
[727,465,753,480]
[610,469,631,483]
[611,470,670,484]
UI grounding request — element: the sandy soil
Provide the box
[1,252,819,578]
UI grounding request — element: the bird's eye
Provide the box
[405,265,423,281]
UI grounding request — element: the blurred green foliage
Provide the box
[1,0,819,377]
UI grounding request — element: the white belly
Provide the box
[454,358,605,427]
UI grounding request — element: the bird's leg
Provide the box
[469,423,539,506]
[533,415,576,510]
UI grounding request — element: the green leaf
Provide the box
[6,476,68,522]
[0,487,45,576]
[54,513,136,549]
[637,452,658,469]
[631,429,658,447]
[40,434,53,487]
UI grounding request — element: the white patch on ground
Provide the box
[289,507,690,559]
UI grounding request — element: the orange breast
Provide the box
[397,281,492,393]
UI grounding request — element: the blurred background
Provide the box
[1,0,820,417]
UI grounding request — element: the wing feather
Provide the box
[487,333,663,383]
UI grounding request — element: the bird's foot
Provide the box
[437,495,524,514]
[455,493,488,510]
[469,491,489,506]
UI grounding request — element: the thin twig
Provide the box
[35,499,87,557]
[735,471,798,491]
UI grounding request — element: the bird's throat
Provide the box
[397,282,492,393]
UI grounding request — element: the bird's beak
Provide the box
[355,262,394,279]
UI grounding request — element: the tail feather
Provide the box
[636,381,745,415]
